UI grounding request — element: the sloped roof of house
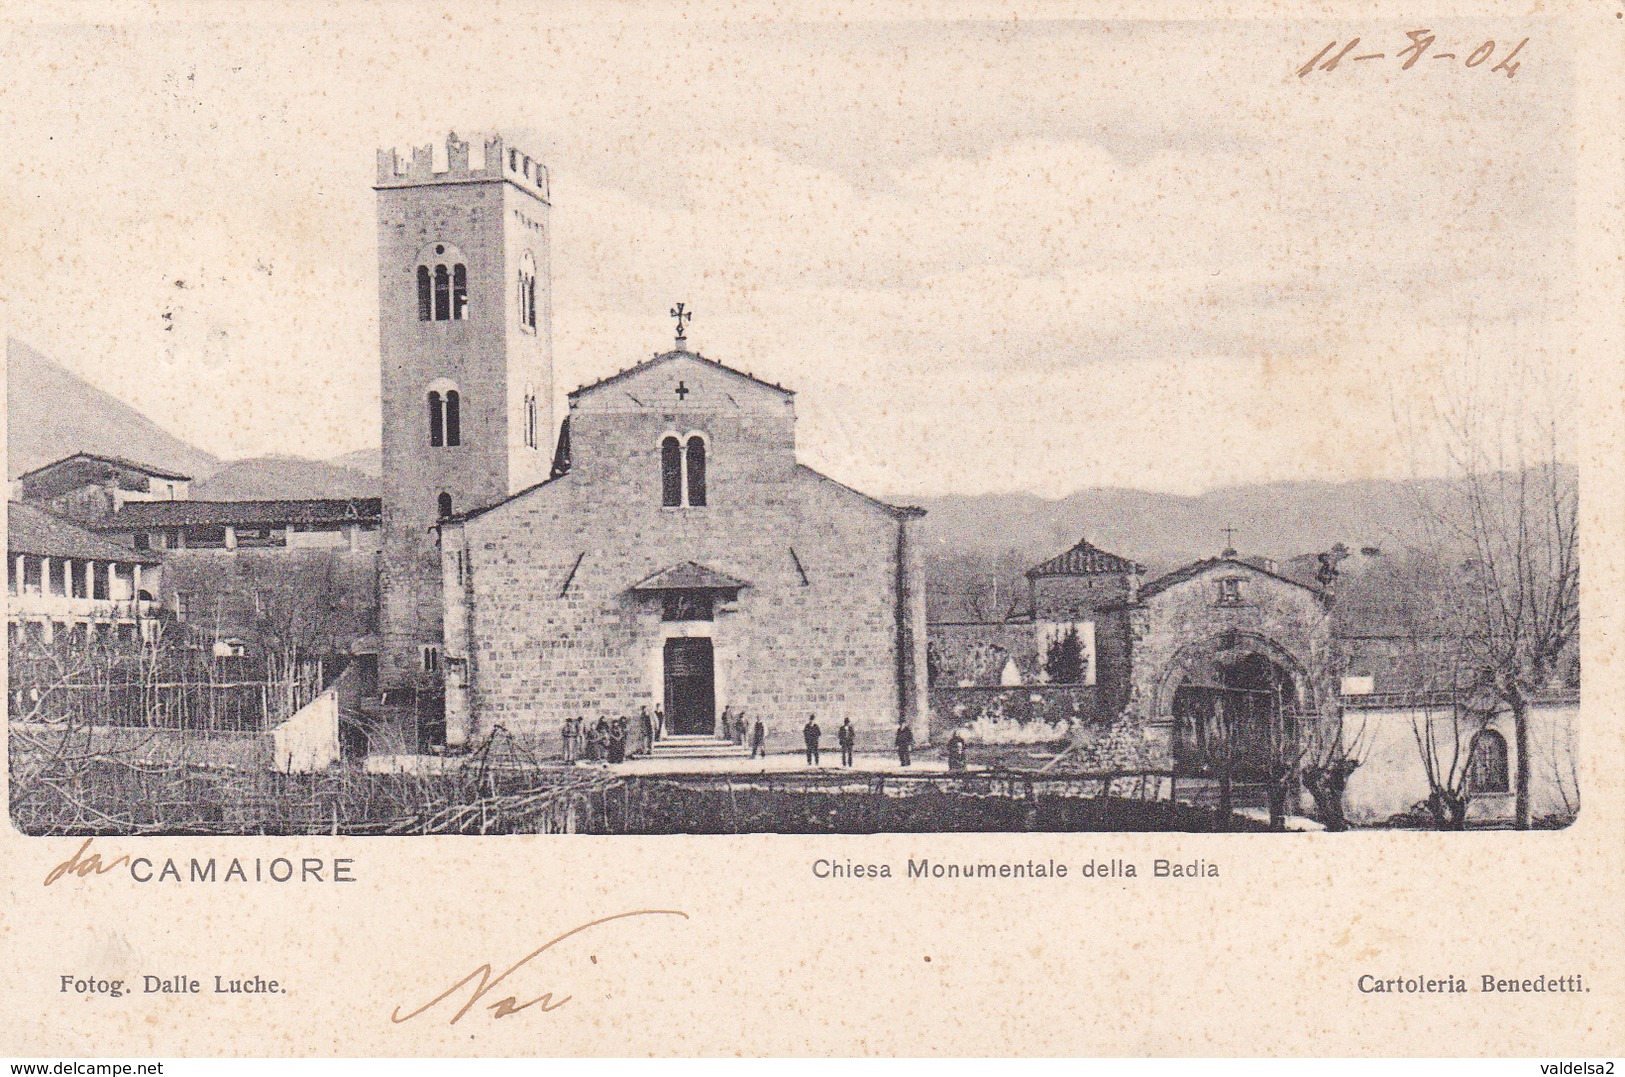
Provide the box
[96,498,382,530]
[8,502,162,563]
[567,348,795,400]
[629,561,752,591]
[16,451,195,484]
[1138,556,1327,601]
[1026,538,1144,578]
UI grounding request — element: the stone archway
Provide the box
[1151,630,1313,724]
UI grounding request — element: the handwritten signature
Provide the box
[43,838,130,886]
[390,910,690,1025]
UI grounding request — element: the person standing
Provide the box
[608,717,627,764]
[639,706,654,757]
[592,717,610,762]
[895,722,914,768]
[803,715,822,766]
[947,730,968,773]
[653,705,665,742]
[837,717,856,767]
[734,710,748,746]
[751,718,767,759]
[562,716,577,764]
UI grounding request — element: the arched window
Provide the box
[661,436,683,507]
[524,392,538,449]
[444,390,461,446]
[518,252,538,332]
[1468,729,1510,794]
[433,264,450,321]
[685,436,707,507]
[428,383,461,448]
[416,243,469,322]
[437,492,453,519]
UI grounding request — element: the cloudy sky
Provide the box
[2,11,1573,496]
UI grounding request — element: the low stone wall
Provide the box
[10,723,272,770]
[929,685,1101,741]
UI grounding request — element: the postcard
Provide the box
[3,0,1621,1059]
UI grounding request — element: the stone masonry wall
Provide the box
[445,370,927,753]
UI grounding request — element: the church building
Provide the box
[437,338,930,753]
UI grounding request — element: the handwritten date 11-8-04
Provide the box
[1299,31,1528,79]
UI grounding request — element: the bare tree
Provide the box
[1406,357,1579,829]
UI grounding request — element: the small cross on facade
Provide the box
[1222,526,1238,554]
[670,302,692,348]
[674,380,690,400]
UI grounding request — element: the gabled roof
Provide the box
[96,498,381,530]
[17,451,194,483]
[796,465,926,519]
[8,502,162,563]
[630,561,752,591]
[567,348,795,401]
[444,476,565,525]
[1026,538,1144,578]
[1138,556,1326,601]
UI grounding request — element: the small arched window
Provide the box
[416,243,469,322]
[437,492,453,519]
[685,436,707,507]
[428,384,461,448]
[518,252,538,332]
[524,392,538,449]
[1468,729,1510,794]
[433,264,450,321]
[661,436,683,507]
[444,390,461,446]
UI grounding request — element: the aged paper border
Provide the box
[2,0,1621,1057]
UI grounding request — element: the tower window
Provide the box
[438,492,453,519]
[428,386,462,447]
[661,436,683,507]
[416,243,469,322]
[452,264,468,320]
[524,392,538,449]
[686,436,707,507]
[518,251,538,332]
[433,264,450,321]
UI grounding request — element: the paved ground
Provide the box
[368,750,953,776]
[598,751,951,776]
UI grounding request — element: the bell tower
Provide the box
[375,132,553,699]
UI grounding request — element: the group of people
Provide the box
[720,705,765,754]
[560,706,973,772]
[561,706,662,764]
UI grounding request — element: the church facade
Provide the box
[437,346,929,753]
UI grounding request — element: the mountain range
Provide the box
[10,336,1429,567]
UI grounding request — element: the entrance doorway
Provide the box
[663,637,716,735]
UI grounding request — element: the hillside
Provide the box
[191,456,380,500]
[6,338,220,480]
[903,480,1445,570]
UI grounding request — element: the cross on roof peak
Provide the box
[670,302,692,348]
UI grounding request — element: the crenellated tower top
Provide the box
[375,131,549,202]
